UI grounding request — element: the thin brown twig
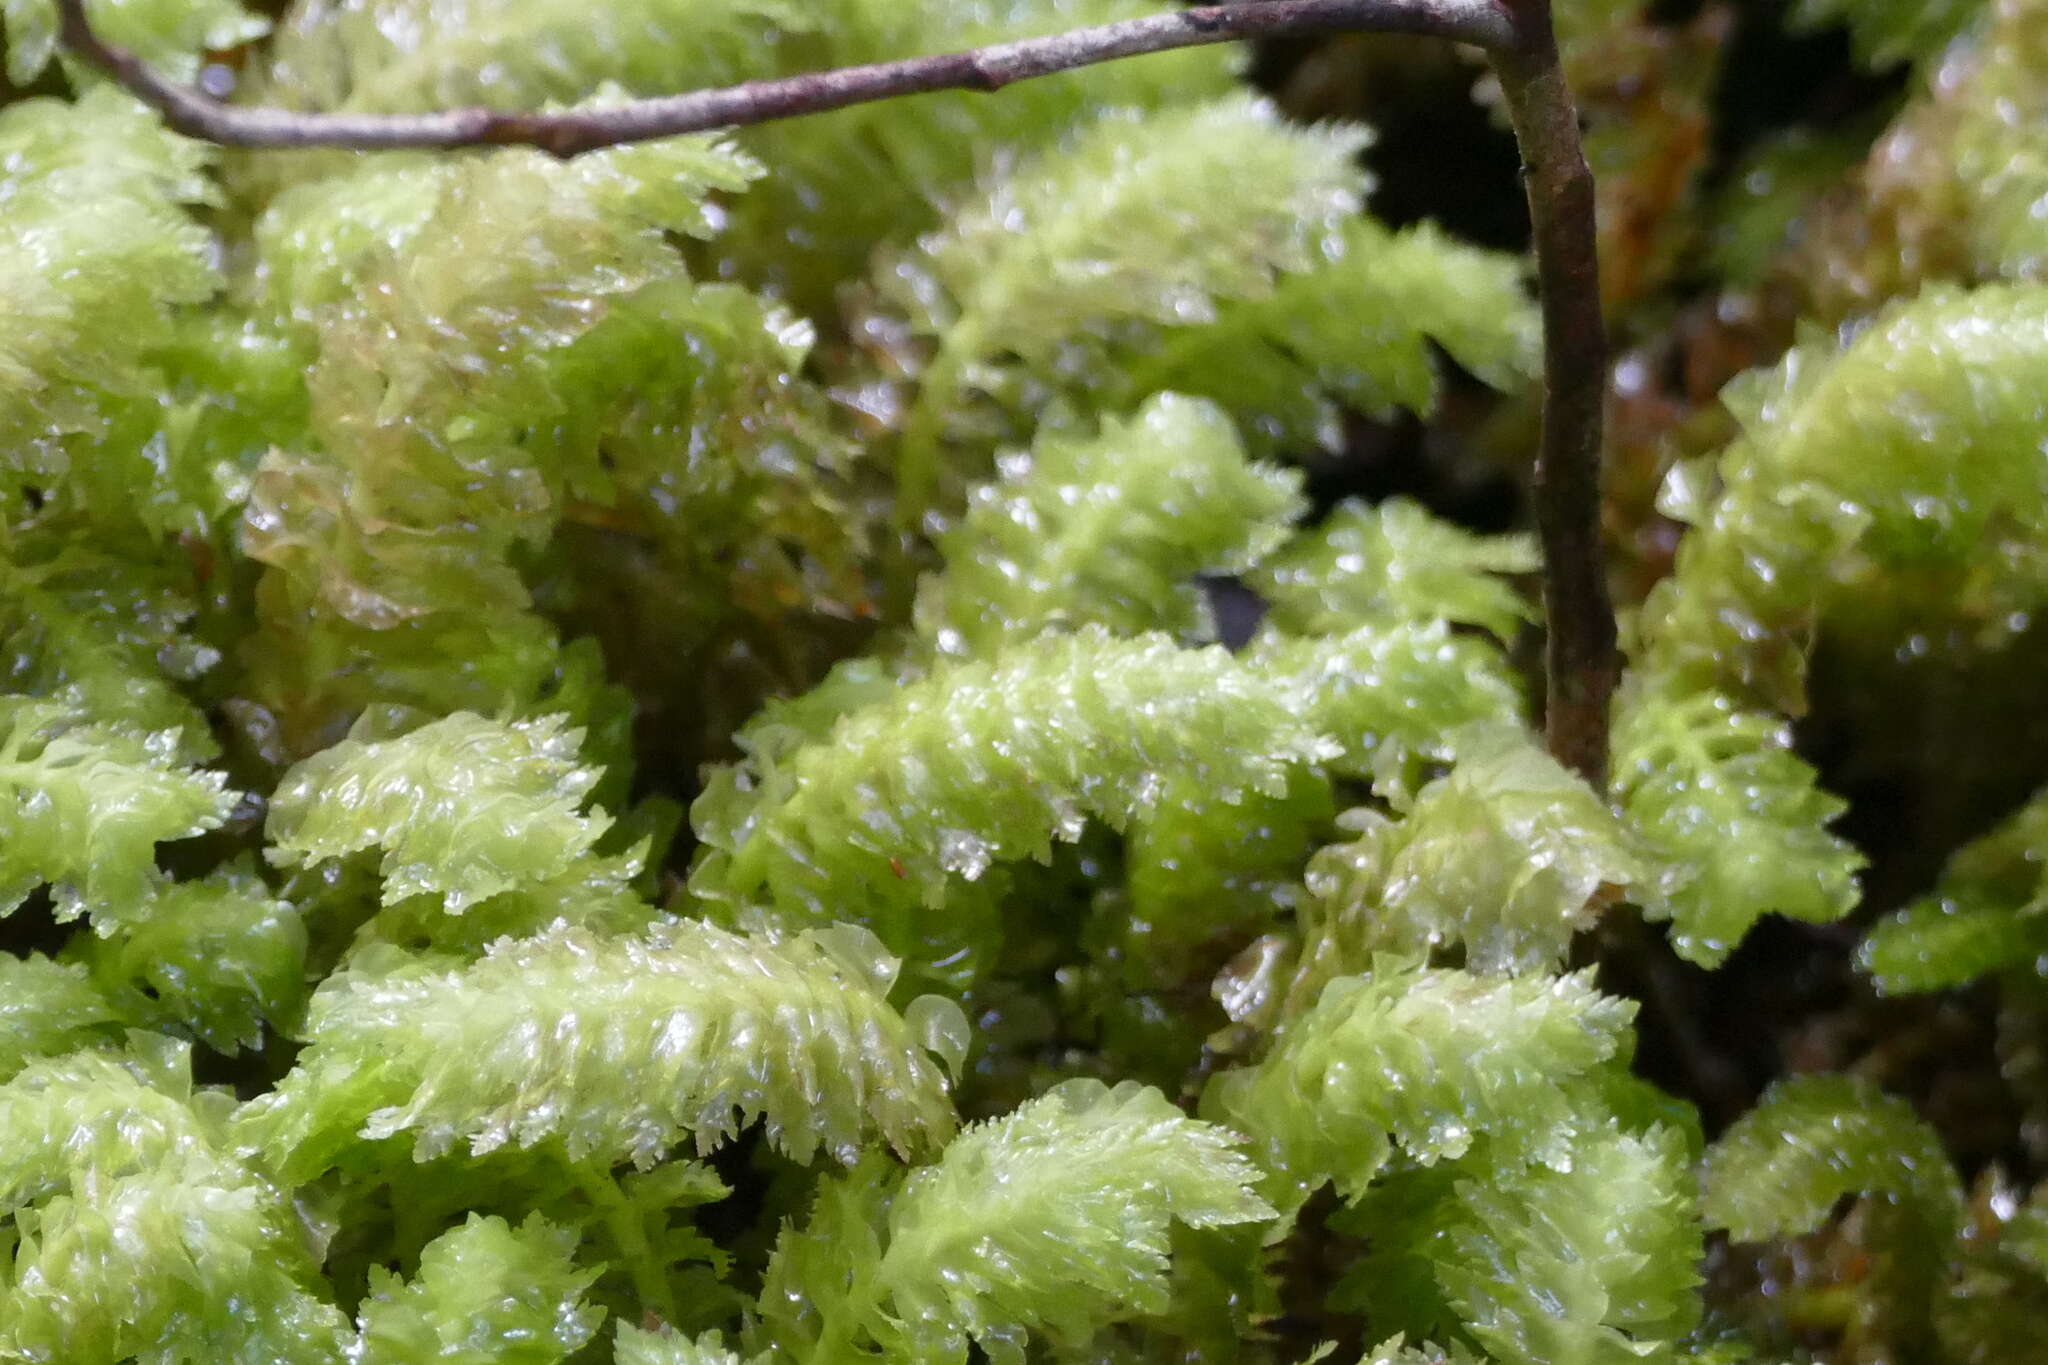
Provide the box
[1491,0,1617,788]
[57,0,1615,787]
[56,0,1513,155]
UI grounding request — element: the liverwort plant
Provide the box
[8,0,2048,1361]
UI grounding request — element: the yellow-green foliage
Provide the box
[11,0,2048,1359]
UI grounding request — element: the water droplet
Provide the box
[937,828,992,880]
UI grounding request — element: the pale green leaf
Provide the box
[0,539,219,758]
[898,96,1364,363]
[0,1042,221,1216]
[1358,1336,1488,1365]
[1699,1073,1965,1245]
[350,1213,603,1365]
[0,1043,347,1365]
[1438,1124,1702,1365]
[235,920,960,1180]
[0,697,235,919]
[1639,285,2048,711]
[1292,725,1642,989]
[914,394,1302,656]
[1206,963,1637,1213]
[616,1325,768,1365]
[0,1156,349,1365]
[1614,674,1862,966]
[1859,783,2048,991]
[0,954,125,1081]
[1252,498,1537,644]
[3,0,265,85]
[690,628,1337,990]
[70,858,308,1053]
[1248,623,1526,804]
[0,89,220,530]
[758,1079,1271,1365]
[870,1080,1271,1364]
[890,94,1368,484]
[1121,221,1539,453]
[265,712,614,912]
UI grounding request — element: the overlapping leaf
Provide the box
[690,628,1336,989]
[266,711,615,912]
[1859,783,2048,991]
[350,1213,603,1365]
[755,1080,1270,1364]
[1640,284,2048,711]
[0,697,236,919]
[1289,726,1640,1000]
[1252,498,1537,644]
[914,394,1301,656]
[0,89,221,531]
[1118,221,1539,454]
[1206,963,1637,1212]
[1438,1124,1702,1365]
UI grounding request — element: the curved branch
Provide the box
[56,0,1514,155]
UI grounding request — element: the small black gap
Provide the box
[0,888,74,959]
[1357,92,1529,254]
[1295,403,1523,532]
[1199,575,1268,651]
[692,1128,771,1252]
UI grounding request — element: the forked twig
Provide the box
[56,0,1616,786]
[55,0,1512,154]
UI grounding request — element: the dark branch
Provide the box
[1491,13,1617,789]
[56,0,1514,155]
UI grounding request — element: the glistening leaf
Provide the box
[1858,782,2048,991]
[1206,963,1637,1213]
[1614,673,1862,967]
[1437,1123,1703,1365]
[349,1213,603,1365]
[0,697,236,920]
[913,394,1302,656]
[265,711,614,912]
[1699,1072,1964,1245]
[1639,284,2048,711]
[235,920,961,1181]
[0,1043,347,1365]
[1291,725,1641,994]
[0,954,124,1081]
[690,628,1337,989]
[887,94,1368,488]
[69,858,309,1053]
[1251,497,1538,643]
[1120,221,1539,454]
[1248,622,1527,803]
[868,1080,1272,1364]
[756,1079,1272,1365]
[0,89,221,531]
